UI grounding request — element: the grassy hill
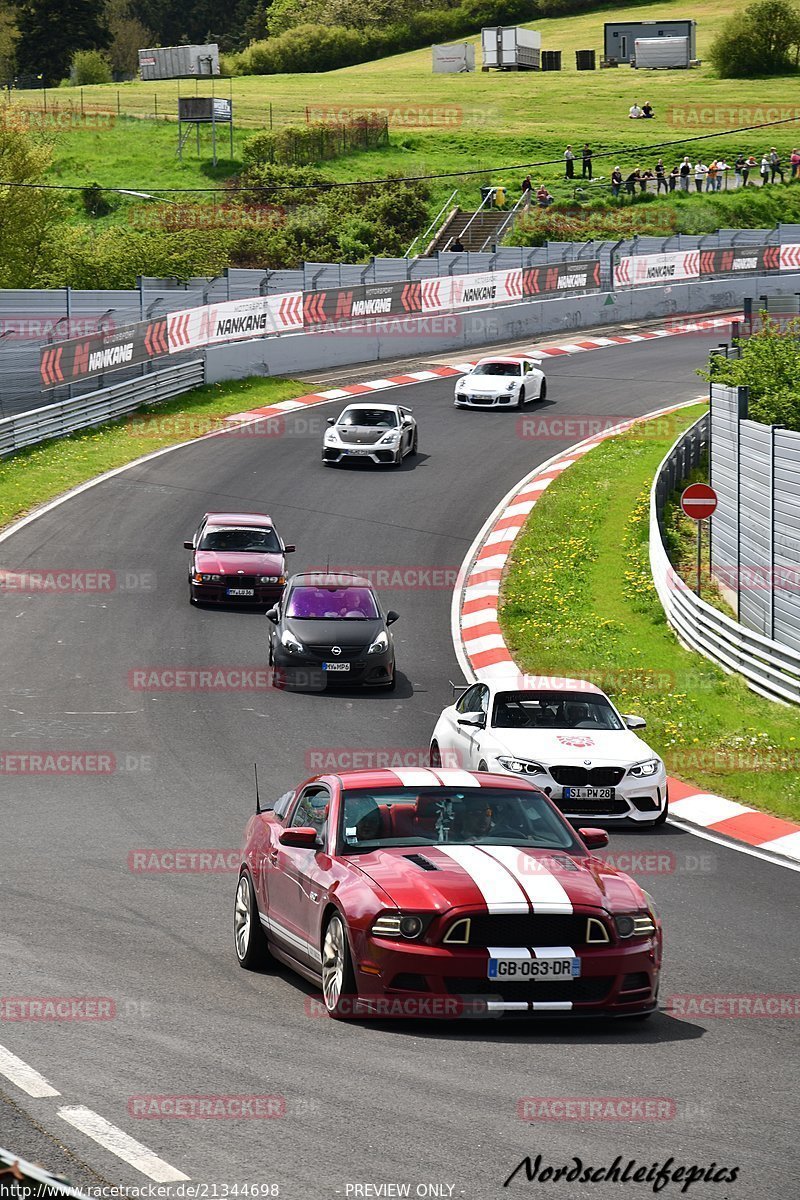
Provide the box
[10,0,800,221]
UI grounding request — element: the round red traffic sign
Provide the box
[680,483,718,521]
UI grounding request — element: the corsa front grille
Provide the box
[445,977,614,1004]
[460,913,593,947]
[550,766,626,787]
[305,643,365,661]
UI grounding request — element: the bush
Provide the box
[698,316,800,431]
[237,24,372,74]
[709,0,800,77]
[72,50,113,86]
[242,117,388,167]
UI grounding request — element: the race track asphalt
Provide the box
[0,331,797,1197]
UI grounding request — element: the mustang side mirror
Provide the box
[265,608,279,623]
[386,610,399,625]
[458,712,485,729]
[623,714,647,730]
[183,541,193,550]
[578,828,609,851]
[279,827,320,849]
[283,545,296,554]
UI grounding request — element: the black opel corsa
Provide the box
[267,573,398,690]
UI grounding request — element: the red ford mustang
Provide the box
[235,768,662,1020]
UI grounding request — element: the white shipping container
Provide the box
[633,37,690,69]
[432,43,476,73]
[481,26,541,70]
[138,44,220,80]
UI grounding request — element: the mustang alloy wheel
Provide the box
[234,871,270,970]
[322,912,357,1018]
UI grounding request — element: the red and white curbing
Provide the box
[223,316,734,426]
[452,405,800,867]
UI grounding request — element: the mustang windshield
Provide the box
[492,691,624,731]
[340,787,579,851]
[199,526,281,553]
[286,586,379,620]
[471,362,522,377]
[338,409,398,428]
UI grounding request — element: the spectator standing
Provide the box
[694,161,708,192]
[716,158,729,191]
[655,159,667,192]
[706,160,718,192]
[611,166,623,197]
[521,174,533,211]
[769,148,784,183]
[743,154,757,186]
[625,168,641,195]
[450,236,465,252]
[564,146,575,179]
[760,154,771,185]
[734,153,744,185]
[582,144,593,179]
[679,157,692,191]
[669,164,679,192]
[791,148,800,178]
[639,168,654,193]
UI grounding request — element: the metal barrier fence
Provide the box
[650,412,800,705]
[0,358,204,457]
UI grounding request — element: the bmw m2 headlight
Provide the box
[628,758,662,778]
[280,630,304,653]
[497,756,546,776]
[367,631,389,654]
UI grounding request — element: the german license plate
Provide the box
[226,588,254,597]
[563,786,614,800]
[322,662,350,671]
[346,449,372,456]
[488,956,580,980]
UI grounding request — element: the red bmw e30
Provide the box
[235,768,662,1020]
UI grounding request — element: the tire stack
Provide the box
[540,50,562,71]
[575,49,597,70]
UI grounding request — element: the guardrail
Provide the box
[650,413,800,705]
[0,358,204,457]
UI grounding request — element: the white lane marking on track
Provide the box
[664,817,800,872]
[437,845,530,913]
[58,1106,189,1183]
[0,1043,60,1097]
[482,847,573,914]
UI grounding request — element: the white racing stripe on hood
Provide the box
[481,846,573,914]
[438,845,530,913]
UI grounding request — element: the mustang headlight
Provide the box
[628,758,662,778]
[615,912,657,939]
[371,912,427,940]
[280,629,304,653]
[497,755,546,776]
[367,630,389,654]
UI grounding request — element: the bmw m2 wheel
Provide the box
[430,742,442,767]
[322,912,357,1019]
[234,871,270,971]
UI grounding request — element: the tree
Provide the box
[709,0,800,77]
[0,121,64,285]
[14,0,110,85]
[699,316,800,431]
[106,0,152,77]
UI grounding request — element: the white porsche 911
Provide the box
[322,403,418,467]
[454,355,546,409]
[429,677,668,826]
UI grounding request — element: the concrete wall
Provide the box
[205,271,800,384]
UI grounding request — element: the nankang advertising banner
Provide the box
[699,246,780,276]
[167,292,303,352]
[40,318,168,387]
[303,282,422,327]
[521,260,602,296]
[614,252,700,287]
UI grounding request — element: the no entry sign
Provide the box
[680,483,718,521]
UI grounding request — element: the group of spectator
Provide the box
[563,144,594,181]
[608,149,800,197]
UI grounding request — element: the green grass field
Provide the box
[12,0,800,214]
[499,404,800,822]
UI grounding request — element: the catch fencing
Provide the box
[651,408,800,705]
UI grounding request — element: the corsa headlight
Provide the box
[497,756,546,776]
[628,758,662,778]
[367,630,389,654]
[371,913,427,940]
[280,629,304,653]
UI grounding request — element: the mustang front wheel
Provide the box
[322,912,357,1018]
[234,871,270,970]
